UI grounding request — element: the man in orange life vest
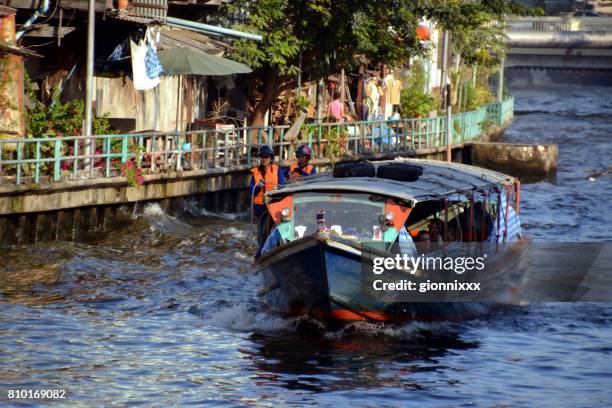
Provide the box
[286,144,317,180]
[249,145,285,217]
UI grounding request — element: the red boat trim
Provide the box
[385,199,412,231]
[267,194,293,225]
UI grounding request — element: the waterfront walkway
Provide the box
[0,98,517,242]
[0,98,513,187]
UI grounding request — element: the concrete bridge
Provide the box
[505,17,612,85]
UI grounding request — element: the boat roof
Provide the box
[269,158,515,203]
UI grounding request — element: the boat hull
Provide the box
[257,235,530,323]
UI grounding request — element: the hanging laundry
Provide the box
[364,79,380,120]
[131,38,160,90]
[390,79,403,105]
[144,25,164,79]
[384,73,395,118]
[145,42,164,79]
[107,38,130,62]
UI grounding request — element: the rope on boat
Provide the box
[246,187,256,243]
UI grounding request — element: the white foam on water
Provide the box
[324,320,456,340]
[142,203,198,237]
[210,211,244,221]
[182,199,247,221]
[207,303,295,332]
[222,226,248,239]
[143,202,165,217]
[234,252,251,261]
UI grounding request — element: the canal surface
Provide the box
[1,85,611,407]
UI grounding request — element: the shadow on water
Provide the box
[241,325,479,393]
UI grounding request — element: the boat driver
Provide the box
[249,144,285,217]
[287,144,317,180]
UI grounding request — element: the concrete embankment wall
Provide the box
[0,149,447,243]
[469,142,558,183]
[0,168,252,244]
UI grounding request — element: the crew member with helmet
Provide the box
[249,144,285,217]
[287,144,317,180]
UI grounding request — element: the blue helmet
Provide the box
[258,144,274,157]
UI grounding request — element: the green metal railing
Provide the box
[0,97,514,185]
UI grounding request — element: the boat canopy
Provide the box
[267,158,516,203]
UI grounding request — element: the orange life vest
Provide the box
[288,163,314,180]
[251,164,279,205]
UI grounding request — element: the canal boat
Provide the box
[255,158,529,323]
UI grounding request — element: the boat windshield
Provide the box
[292,192,386,240]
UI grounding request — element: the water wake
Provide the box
[142,203,198,237]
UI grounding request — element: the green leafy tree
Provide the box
[399,60,436,118]
[227,0,519,127]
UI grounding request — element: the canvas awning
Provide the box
[157,47,252,76]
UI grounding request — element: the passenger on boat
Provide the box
[286,144,317,180]
[249,145,285,217]
[444,226,457,243]
[415,230,431,253]
[428,219,445,244]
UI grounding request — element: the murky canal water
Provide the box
[1,85,611,406]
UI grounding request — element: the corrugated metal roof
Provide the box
[159,27,229,55]
[129,0,167,21]
[105,12,159,25]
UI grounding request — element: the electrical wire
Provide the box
[20,5,75,50]
[23,39,56,48]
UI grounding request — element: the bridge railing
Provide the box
[507,16,612,32]
[0,98,513,185]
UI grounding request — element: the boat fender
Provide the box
[333,162,376,178]
[376,163,423,182]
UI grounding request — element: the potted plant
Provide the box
[117,0,128,11]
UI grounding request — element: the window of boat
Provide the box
[292,192,386,240]
[405,199,498,243]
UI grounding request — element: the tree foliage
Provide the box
[400,61,436,118]
[226,0,519,125]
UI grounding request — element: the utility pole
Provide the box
[440,30,452,163]
[315,78,324,124]
[297,47,302,94]
[445,77,452,163]
[340,68,346,103]
[497,59,505,103]
[83,0,95,175]
[440,30,449,109]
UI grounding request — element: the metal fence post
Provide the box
[35,141,41,183]
[224,130,229,167]
[105,137,111,178]
[121,134,128,163]
[16,141,22,184]
[73,139,79,178]
[54,139,61,181]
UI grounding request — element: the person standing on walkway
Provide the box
[287,144,317,180]
[328,91,350,122]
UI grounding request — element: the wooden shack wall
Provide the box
[93,75,208,132]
